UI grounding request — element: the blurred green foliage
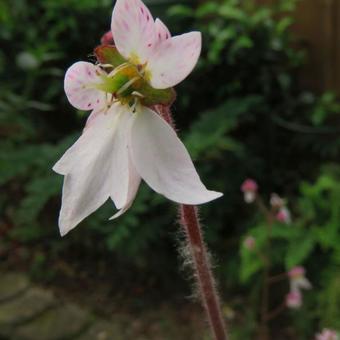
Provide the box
[1,0,340,338]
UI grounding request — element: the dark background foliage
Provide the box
[1,0,339,338]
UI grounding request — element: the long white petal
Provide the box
[147,32,201,89]
[110,154,141,220]
[129,107,223,205]
[53,104,134,236]
[111,0,156,64]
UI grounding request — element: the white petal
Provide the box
[53,104,134,235]
[64,62,106,111]
[111,0,156,64]
[110,155,141,220]
[147,32,201,89]
[129,107,223,204]
[155,18,171,42]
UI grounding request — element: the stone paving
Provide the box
[0,272,121,340]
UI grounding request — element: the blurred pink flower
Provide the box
[243,236,256,250]
[316,329,338,340]
[288,266,312,292]
[241,179,258,203]
[276,206,291,224]
[270,193,284,209]
[286,290,302,309]
[53,0,222,236]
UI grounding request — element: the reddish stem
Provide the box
[154,105,227,339]
[180,205,228,340]
[268,272,288,285]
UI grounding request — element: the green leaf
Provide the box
[285,235,315,269]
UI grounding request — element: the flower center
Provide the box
[93,46,174,108]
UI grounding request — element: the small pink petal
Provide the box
[147,31,202,89]
[64,62,106,111]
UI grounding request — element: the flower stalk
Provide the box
[155,105,227,340]
[180,205,228,340]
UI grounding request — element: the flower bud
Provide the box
[276,207,291,224]
[270,193,284,209]
[241,179,258,204]
[288,266,312,292]
[100,31,114,45]
[286,290,302,309]
[243,236,256,250]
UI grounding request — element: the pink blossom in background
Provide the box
[316,329,339,340]
[276,206,291,224]
[288,266,305,278]
[53,0,222,236]
[288,266,312,293]
[270,193,284,209]
[241,179,258,203]
[243,236,256,250]
[285,290,302,309]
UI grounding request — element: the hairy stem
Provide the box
[180,205,228,340]
[155,104,227,340]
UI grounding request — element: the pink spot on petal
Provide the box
[146,14,150,21]
[148,43,152,47]
[140,7,144,14]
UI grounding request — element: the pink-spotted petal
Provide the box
[64,61,106,111]
[111,0,156,64]
[129,107,223,204]
[155,18,171,42]
[53,104,134,236]
[147,32,202,89]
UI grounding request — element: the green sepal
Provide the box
[98,73,130,94]
[139,84,176,106]
[94,45,126,68]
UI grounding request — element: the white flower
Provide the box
[53,0,222,236]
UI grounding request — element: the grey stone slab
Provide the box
[13,303,91,340]
[0,287,55,328]
[0,273,29,303]
[77,320,123,340]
